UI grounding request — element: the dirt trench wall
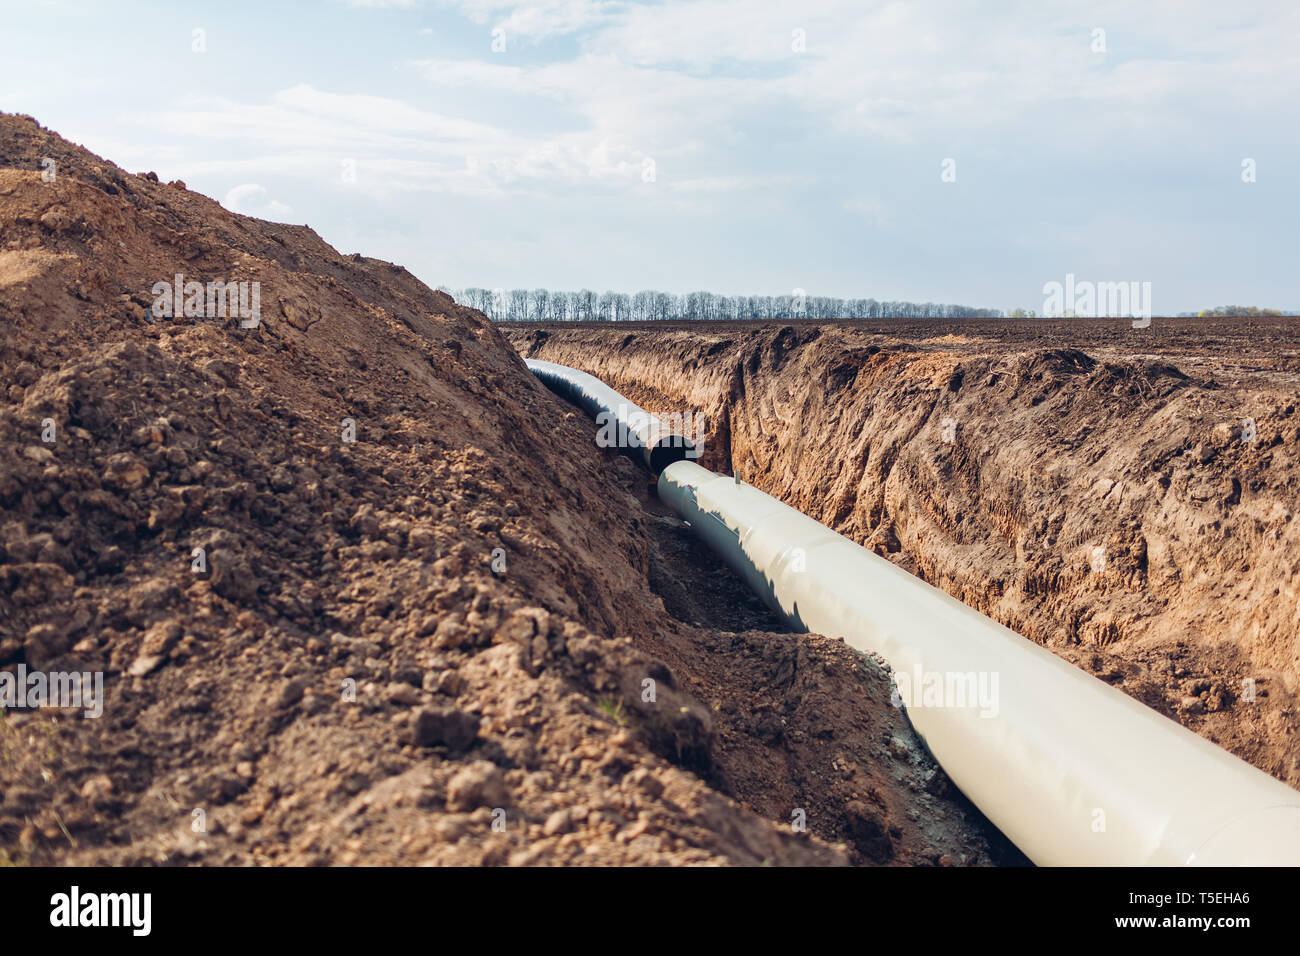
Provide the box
[509,323,1300,787]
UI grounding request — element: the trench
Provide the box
[525,357,1029,865]
[522,352,1300,865]
[507,321,1300,799]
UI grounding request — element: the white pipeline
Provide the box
[658,460,1300,866]
[526,358,696,472]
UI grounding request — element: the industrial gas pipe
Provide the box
[526,358,696,472]
[529,358,1300,866]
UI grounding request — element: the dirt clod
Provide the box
[410,707,480,752]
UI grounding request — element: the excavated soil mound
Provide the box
[0,115,1013,866]
[510,320,1300,789]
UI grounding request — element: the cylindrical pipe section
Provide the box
[527,358,696,472]
[659,460,1300,866]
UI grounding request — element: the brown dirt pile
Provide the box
[0,115,1011,865]
[509,319,1300,788]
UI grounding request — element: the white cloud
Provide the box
[411,54,774,160]
[43,0,1295,306]
[222,183,293,221]
[842,197,889,227]
[145,0,1298,234]
[578,0,1300,141]
[670,175,796,193]
[436,0,620,39]
[144,80,663,199]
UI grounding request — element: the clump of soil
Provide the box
[0,114,1010,866]
[509,319,1300,789]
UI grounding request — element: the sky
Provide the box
[1,0,1296,314]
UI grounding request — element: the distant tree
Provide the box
[459,286,1004,322]
[1198,305,1283,317]
[509,288,529,322]
[528,288,549,322]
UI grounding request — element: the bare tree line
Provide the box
[441,287,1003,322]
